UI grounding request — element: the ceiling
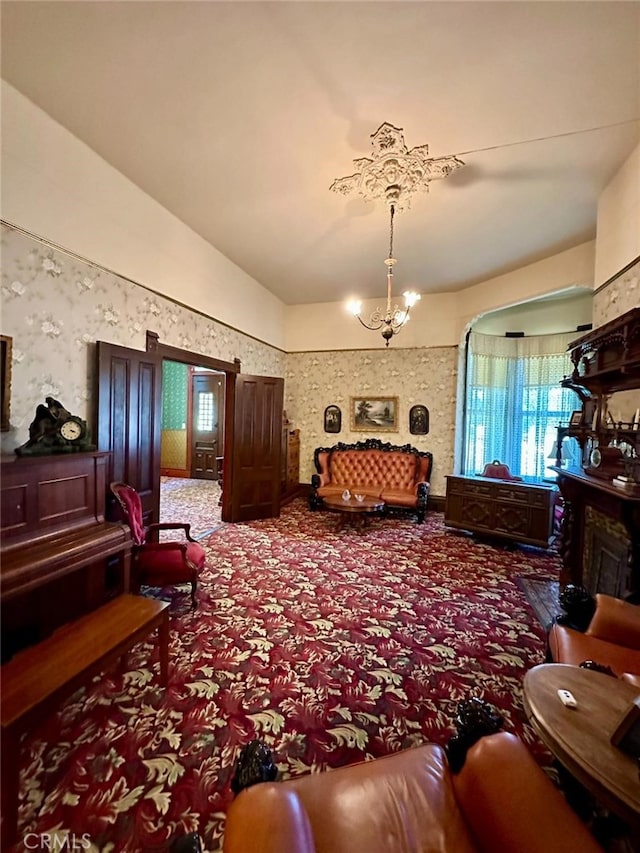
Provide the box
[2,2,639,307]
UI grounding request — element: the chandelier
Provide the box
[347,203,419,345]
[331,123,464,346]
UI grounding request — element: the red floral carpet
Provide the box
[16,502,559,852]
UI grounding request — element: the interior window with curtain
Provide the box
[463,331,580,482]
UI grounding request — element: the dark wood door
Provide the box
[190,372,224,480]
[223,374,284,522]
[97,341,162,526]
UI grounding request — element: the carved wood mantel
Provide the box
[552,466,640,599]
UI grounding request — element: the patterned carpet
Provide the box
[160,477,223,540]
[17,502,561,852]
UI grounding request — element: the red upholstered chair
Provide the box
[110,481,205,610]
[481,459,522,481]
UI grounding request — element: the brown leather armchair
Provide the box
[548,593,640,683]
[222,731,601,853]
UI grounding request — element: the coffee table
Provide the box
[323,494,385,531]
[523,663,640,830]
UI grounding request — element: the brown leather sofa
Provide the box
[548,592,640,685]
[222,731,602,853]
[309,438,432,523]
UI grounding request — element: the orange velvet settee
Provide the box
[309,438,432,523]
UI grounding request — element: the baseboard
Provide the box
[161,467,190,478]
[429,495,445,512]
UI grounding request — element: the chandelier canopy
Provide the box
[331,123,464,346]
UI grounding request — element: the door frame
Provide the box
[146,331,240,520]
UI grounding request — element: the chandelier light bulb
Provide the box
[347,299,362,317]
[403,291,420,308]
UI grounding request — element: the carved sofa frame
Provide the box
[309,438,432,523]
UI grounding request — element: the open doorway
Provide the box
[99,332,284,527]
[191,368,225,480]
[159,361,224,539]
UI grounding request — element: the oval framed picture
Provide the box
[409,404,429,435]
[324,405,342,434]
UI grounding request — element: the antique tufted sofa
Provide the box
[309,438,432,523]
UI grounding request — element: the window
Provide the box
[197,391,216,432]
[463,331,580,482]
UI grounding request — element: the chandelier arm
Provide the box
[389,305,411,332]
[356,313,385,332]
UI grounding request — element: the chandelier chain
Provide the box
[389,204,395,260]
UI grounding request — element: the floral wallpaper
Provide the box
[284,348,458,497]
[593,257,639,327]
[1,224,459,494]
[0,224,285,450]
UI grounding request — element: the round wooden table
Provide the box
[523,663,640,830]
[323,494,385,531]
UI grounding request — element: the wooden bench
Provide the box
[1,593,169,848]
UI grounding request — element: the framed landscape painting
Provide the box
[350,396,398,432]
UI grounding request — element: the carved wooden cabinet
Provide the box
[281,428,300,504]
[553,307,640,599]
[444,475,556,548]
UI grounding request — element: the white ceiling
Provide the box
[2,1,639,306]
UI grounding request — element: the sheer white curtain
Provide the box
[463,331,580,481]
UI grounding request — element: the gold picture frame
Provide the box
[350,396,398,432]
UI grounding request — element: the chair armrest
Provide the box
[587,594,640,649]
[147,522,195,542]
[451,732,602,852]
[224,785,315,853]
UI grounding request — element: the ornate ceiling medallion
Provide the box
[330,122,464,209]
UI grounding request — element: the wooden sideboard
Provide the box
[1,451,132,660]
[444,475,556,548]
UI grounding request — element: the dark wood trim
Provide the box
[594,254,640,295]
[146,331,242,373]
[429,494,446,512]
[187,366,195,476]
[160,467,189,478]
[1,335,12,432]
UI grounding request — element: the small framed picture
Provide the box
[324,405,341,434]
[409,404,429,435]
[569,411,583,427]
